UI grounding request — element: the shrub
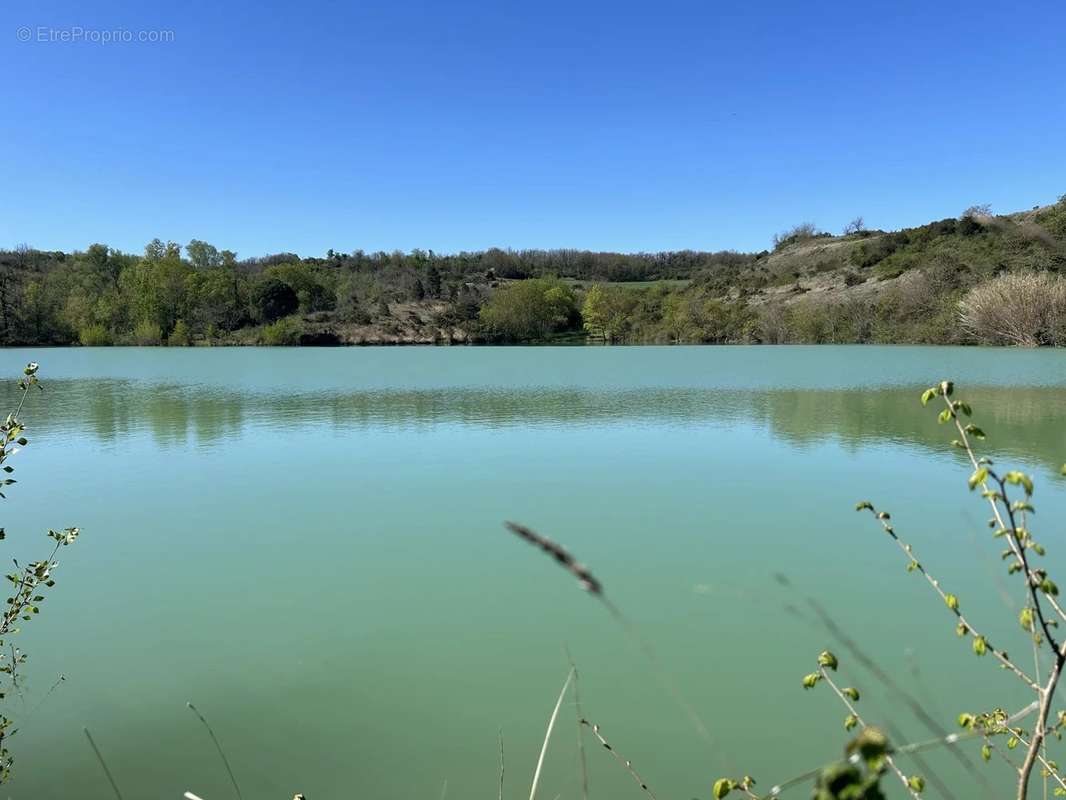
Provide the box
[962,203,993,219]
[168,319,191,346]
[1034,196,1066,238]
[787,300,830,343]
[850,236,902,268]
[772,222,819,250]
[959,271,1066,346]
[78,324,112,346]
[756,303,790,344]
[133,320,163,345]
[957,215,984,237]
[261,315,302,345]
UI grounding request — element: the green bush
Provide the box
[261,315,302,345]
[78,324,112,346]
[168,319,191,346]
[1035,197,1066,238]
[479,277,578,341]
[133,320,163,345]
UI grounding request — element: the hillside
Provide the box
[1,196,1064,346]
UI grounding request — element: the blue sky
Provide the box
[2,0,1064,258]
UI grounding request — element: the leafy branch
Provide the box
[0,363,80,782]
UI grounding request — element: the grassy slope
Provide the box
[735,201,1066,308]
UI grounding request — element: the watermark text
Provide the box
[16,26,175,44]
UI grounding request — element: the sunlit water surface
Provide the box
[2,346,1066,799]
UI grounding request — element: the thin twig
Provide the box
[804,595,982,795]
[934,390,1066,800]
[581,718,658,800]
[859,504,1037,690]
[944,394,1066,629]
[187,701,244,800]
[498,728,505,800]
[564,645,589,800]
[1011,729,1066,794]
[84,727,124,800]
[529,669,573,800]
[818,668,921,800]
[22,673,66,727]
[757,702,1038,799]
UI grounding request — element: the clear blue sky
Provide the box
[3,0,1064,258]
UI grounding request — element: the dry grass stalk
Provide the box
[504,522,602,595]
[528,669,574,800]
[187,702,244,800]
[503,521,716,752]
[83,727,124,800]
[498,729,505,800]
[564,646,590,800]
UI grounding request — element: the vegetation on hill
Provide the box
[1,196,1064,346]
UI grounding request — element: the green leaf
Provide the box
[843,687,860,701]
[844,714,859,731]
[982,743,992,762]
[944,594,959,611]
[938,408,953,424]
[1005,471,1035,495]
[973,635,988,656]
[713,778,735,799]
[817,650,839,670]
[920,388,937,406]
[802,672,822,689]
[968,467,988,490]
[1020,608,1035,632]
[908,775,926,793]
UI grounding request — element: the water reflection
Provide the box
[7,380,1066,472]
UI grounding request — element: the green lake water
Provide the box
[2,345,1066,799]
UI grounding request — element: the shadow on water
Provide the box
[7,380,1066,474]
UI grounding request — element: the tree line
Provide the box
[0,241,756,346]
[1,194,1064,346]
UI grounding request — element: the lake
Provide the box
[2,345,1066,799]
